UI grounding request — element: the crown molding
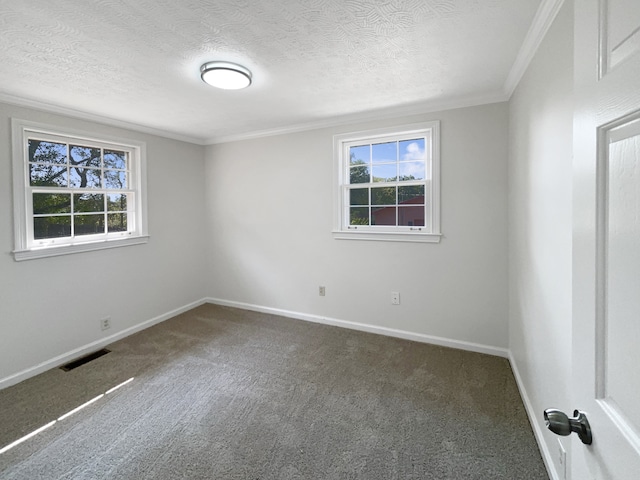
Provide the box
[503,0,566,97]
[1,90,510,147]
[205,91,509,144]
[0,3,556,148]
[0,92,206,145]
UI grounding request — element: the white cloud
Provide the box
[402,142,424,161]
[399,161,425,179]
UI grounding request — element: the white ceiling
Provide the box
[0,0,544,144]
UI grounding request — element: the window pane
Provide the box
[399,139,425,161]
[350,145,369,164]
[337,123,436,236]
[74,214,105,236]
[70,145,101,167]
[372,164,397,182]
[372,142,396,164]
[399,161,425,181]
[107,213,128,232]
[349,165,369,184]
[34,216,71,239]
[33,193,71,215]
[107,193,127,211]
[69,167,101,188]
[18,127,145,254]
[30,163,68,187]
[105,169,127,189]
[104,150,127,169]
[74,193,104,213]
[372,206,396,225]
[350,188,368,206]
[29,140,67,164]
[398,185,425,204]
[350,207,369,225]
[371,186,396,205]
[398,206,425,227]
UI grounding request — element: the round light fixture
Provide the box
[200,61,252,90]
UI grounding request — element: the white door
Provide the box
[573,0,640,478]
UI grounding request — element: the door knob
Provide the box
[543,409,592,445]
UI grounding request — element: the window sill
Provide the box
[332,230,441,243]
[13,235,149,261]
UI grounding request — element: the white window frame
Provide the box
[333,121,441,243]
[11,119,149,261]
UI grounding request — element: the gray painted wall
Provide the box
[205,103,509,349]
[0,103,209,383]
[508,1,574,478]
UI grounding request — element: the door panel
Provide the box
[601,0,640,73]
[598,115,640,450]
[573,0,640,478]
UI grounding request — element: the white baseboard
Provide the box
[207,299,563,477]
[509,352,559,480]
[205,297,510,358]
[0,298,208,391]
[2,295,556,480]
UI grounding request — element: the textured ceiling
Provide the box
[0,0,542,144]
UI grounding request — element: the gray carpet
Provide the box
[0,304,548,479]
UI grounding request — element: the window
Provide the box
[12,119,148,260]
[333,121,441,242]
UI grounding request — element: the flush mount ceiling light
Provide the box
[200,62,252,90]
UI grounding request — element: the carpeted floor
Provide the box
[0,304,548,479]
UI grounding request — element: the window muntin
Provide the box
[26,135,134,245]
[334,121,440,242]
[12,120,148,260]
[347,137,428,227]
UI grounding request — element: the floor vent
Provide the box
[60,349,111,371]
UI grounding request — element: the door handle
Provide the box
[543,409,592,445]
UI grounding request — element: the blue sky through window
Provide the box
[349,138,425,183]
[372,141,396,163]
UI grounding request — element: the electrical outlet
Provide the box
[319,286,326,296]
[557,439,566,480]
[100,317,111,331]
[391,292,400,305]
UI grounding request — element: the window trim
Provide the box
[332,121,441,243]
[11,119,149,261]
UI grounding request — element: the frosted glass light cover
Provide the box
[200,62,252,90]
